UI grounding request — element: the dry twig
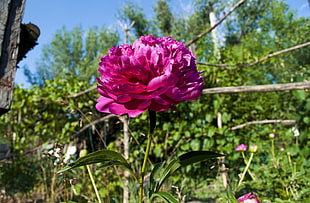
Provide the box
[198,41,310,68]
[185,0,245,47]
[229,120,297,130]
[202,81,310,94]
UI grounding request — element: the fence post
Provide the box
[0,0,26,116]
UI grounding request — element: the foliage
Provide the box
[1,0,309,202]
[117,1,149,38]
[24,26,119,86]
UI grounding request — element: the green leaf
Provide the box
[58,149,137,181]
[149,161,165,196]
[150,191,178,203]
[178,151,224,167]
[155,159,181,192]
[226,187,239,203]
[293,90,306,101]
[154,151,224,193]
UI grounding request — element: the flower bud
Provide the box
[248,145,258,153]
[269,133,275,138]
[235,144,248,152]
[79,149,88,157]
[237,192,260,203]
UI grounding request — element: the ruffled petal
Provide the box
[95,96,114,113]
[146,73,178,92]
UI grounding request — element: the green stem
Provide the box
[139,111,156,203]
[271,139,278,168]
[241,152,256,180]
[238,152,254,187]
[139,132,152,203]
[86,165,102,203]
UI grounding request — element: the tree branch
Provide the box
[229,120,297,130]
[76,114,119,135]
[68,86,96,98]
[185,0,245,47]
[69,81,310,99]
[198,41,310,68]
[202,81,310,94]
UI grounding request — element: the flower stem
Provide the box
[238,152,254,187]
[241,152,256,180]
[139,132,152,203]
[86,165,102,203]
[139,111,156,203]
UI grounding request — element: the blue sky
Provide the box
[15,0,309,87]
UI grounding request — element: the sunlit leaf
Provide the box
[153,151,224,193]
[150,191,178,203]
[58,149,137,181]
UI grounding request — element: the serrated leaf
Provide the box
[150,191,178,203]
[58,149,137,181]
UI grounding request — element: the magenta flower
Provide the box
[96,35,204,117]
[237,192,260,203]
[235,144,248,152]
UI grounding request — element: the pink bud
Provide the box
[237,192,260,203]
[269,133,275,138]
[235,144,248,152]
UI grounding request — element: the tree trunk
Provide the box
[0,0,26,116]
[209,2,220,60]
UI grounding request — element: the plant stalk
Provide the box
[238,152,254,187]
[139,111,156,203]
[241,151,256,180]
[86,165,102,203]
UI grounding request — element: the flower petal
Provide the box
[146,73,177,92]
[96,96,114,113]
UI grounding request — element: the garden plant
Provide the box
[0,0,309,202]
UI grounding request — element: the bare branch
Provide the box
[76,114,120,135]
[197,62,234,69]
[185,0,245,47]
[239,41,310,67]
[202,81,310,94]
[198,41,310,68]
[229,120,297,130]
[69,81,310,99]
[68,86,96,98]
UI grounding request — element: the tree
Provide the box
[24,26,119,86]
[2,0,310,201]
[117,1,149,39]
[153,0,174,36]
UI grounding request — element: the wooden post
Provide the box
[0,0,26,116]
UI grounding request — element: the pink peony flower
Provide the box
[235,144,248,152]
[96,35,204,117]
[237,192,260,203]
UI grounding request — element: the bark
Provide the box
[0,0,25,116]
[202,81,310,94]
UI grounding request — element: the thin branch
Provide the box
[69,81,310,99]
[239,41,310,67]
[229,120,297,130]
[185,0,246,47]
[198,41,310,68]
[76,114,119,135]
[202,81,310,94]
[68,86,96,98]
[197,62,234,70]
